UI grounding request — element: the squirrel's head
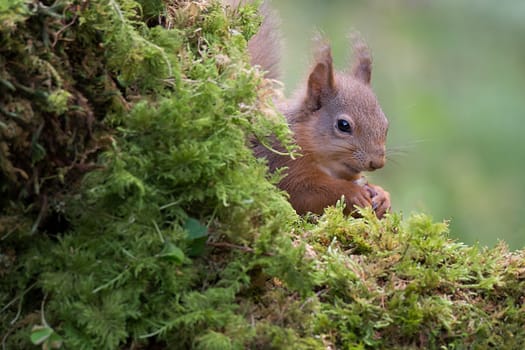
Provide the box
[293,39,388,181]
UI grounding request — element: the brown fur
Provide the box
[239,2,391,217]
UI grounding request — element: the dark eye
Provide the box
[337,119,352,133]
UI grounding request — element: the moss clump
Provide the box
[303,208,525,348]
[1,1,524,349]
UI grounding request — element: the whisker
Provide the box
[386,149,408,156]
[386,156,401,165]
[332,144,358,153]
[389,139,430,147]
[390,139,430,149]
[387,146,411,151]
[386,138,429,158]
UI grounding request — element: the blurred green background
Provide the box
[272,0,525,249]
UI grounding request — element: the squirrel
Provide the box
[226,1,391,218]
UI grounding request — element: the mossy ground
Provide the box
[1,1,524,349]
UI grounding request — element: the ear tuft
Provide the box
[350,33,372,85]
[306,36,335,111]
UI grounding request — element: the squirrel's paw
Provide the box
[345,183,373,212]
[365,184,391,219]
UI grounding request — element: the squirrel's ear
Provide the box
[306,44,335,111]
[351,36,372,85]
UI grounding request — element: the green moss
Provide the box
[1,0,524,349]
[46,89,72,114]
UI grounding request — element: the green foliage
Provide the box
[304,208,525,349]
[1,1,524,349]
[0,0,29,30]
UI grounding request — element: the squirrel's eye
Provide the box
[337,119,352,133]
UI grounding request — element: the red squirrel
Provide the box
[227,1,391,218]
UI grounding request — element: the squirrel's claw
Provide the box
[366,184,391,219]
[347,184,373,212]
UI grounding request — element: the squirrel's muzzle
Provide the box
[368,150,386,171]
[368,159,384,171]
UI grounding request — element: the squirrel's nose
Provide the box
[368,158,385,171]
